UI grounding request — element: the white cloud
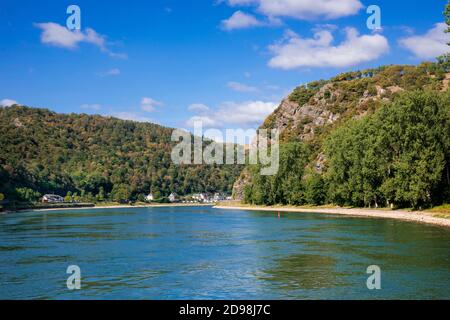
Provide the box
[141,97,164,112]
[188,103,210,112]
[0,99,18,107]
[186,115,218,128]
[227,81,260,93]
[34,22,127,58]
[258,0,362,20]
[399,23,450,59]
[80,104,102,111]
[35,22,84,49]
[268,27,389,69]
[224,0,362,20]
[221,11,263,30]
[186,100,277,128]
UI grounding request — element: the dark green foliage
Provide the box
[303,173,326,205]
[245,90,450,209]
[289,80,328,106]
[325,91,450,209]
[244,142,311,205]
[0,106,242,202]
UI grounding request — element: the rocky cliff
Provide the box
[233,61,450,199]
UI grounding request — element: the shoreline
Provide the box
[1,203,214,214]
[214,205,450,228]
[4,202,449,228]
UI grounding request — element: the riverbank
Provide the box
[0,202,214,214]
[214,203,450,228]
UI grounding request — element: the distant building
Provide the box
[169,193,178,202]
[213,193,226,202]
[145,193,154,202]
[42,194,64,203]
[192,193,207,202]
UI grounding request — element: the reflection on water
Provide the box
[0,206,449,299]
[262,254,345,290]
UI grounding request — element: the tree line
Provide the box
[244,90,450,209]
[0,106,242,206]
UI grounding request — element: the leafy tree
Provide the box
[0,106,242,205]
[303,173,326,205]
[325,90,449,209]
[15,187,41,203]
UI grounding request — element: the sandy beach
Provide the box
[214,205,450,228]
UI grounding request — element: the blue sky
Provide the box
[0,0,449,133]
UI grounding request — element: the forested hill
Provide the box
[237,57,450,209]
[0,106,242,202]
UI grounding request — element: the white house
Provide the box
[145,193,154,202]
[169,193,178,202]
[192,193,208,202]
[42,194,64,203]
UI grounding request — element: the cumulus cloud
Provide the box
[221,11,263,30]
[223,0,362,21]
[0,99,18,107]
[141,97,164,112]
[186,100,277,128]
[227,81,260,93]
[188,103,210,112]
[399,23,450,59]
[268,27,389,69]
[186,115,218,128]
[34,22,127,58]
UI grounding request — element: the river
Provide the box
[0,206,449,299]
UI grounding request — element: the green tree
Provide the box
[325,90,449,209]
[96,186,105,202]
[303,173,326,205]
[15,188,41,203]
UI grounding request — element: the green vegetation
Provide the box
[245,90,450,209]
[0,106,242,207]
[325,91,449,209]
[244,142,311,205]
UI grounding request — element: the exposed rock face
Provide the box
[232,169,250,200]
[232,65,449,200]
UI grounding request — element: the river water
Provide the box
[0,206,449,299]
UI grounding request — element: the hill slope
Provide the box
[0,106,242,203]
[235,58,450,209]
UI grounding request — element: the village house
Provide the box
[42,194,64,203]
[145,193,154,202]
[192,193,207,202]
[169,193,178,203]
